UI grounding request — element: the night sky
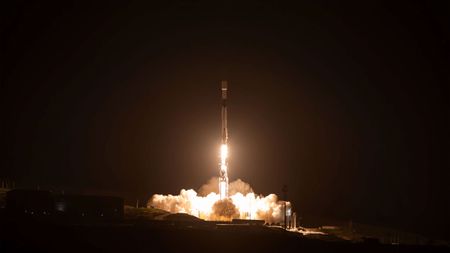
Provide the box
[2,1,449,239]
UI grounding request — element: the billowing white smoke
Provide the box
[148,178,285,223]
[198,177,253,196]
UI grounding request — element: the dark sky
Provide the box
[1,1,449,239]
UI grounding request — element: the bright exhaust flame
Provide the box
[148,177,288,223]
[219,143,229,200]
[220,144,228,175]
[220,144,228,164]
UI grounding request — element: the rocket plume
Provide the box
[148,81,290,223]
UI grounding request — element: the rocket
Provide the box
[221,80,228,144]
[219,80,229,200]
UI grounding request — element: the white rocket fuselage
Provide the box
[221,81,228,144]
[219,80,229,200]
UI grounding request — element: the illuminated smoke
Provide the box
[211,199,239,221]
[229,178,253,196]
[198,177,253,196]
[198,177,219,196]
[148,178,286,223]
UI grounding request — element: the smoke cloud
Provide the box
[229,178,253,195]
[198,177,253,196]
[148,178,285,223]
[198,177,219,196]
[211,199,239,221]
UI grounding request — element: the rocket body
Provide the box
[221,80,228,144]
[219,80,229,200]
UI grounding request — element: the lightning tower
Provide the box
[219,80,229,200]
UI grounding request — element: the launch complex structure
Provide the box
[219,80,229,200]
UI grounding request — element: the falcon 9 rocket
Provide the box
[219,80,229,200]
